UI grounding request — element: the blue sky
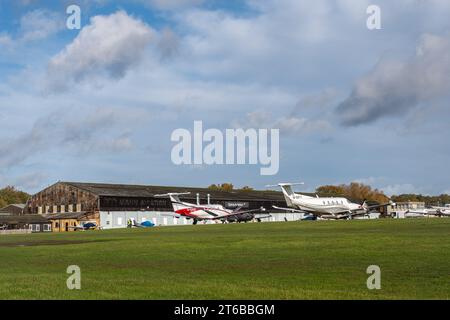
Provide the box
[0,0,449,195]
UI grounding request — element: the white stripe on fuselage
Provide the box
[290,197,362,215]
[180,202,233,220]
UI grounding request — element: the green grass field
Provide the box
[0,219,449,299]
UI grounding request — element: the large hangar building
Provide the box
[25,182,295,230]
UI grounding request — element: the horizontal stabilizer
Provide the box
[272,205,307,214]
[265,182,304,188]
[154,192,191,197]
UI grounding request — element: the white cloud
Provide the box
[0,10,63,50]
[0,33,13,47]
[45,10,154,92]
[19,9,64,41]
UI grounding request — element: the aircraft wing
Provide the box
[272,205,310,214]
[68,226,84,230]
[253,214,272,220]
[211,207,266,220]
[341,201,393,216]
[161,212,182,218]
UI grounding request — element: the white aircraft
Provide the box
[431,205,450,217]
[267,183,392,219]
[405,205,450,218]
[154,192,271,224]
[404,209,431,218]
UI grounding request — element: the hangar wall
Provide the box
[100,211,305,229]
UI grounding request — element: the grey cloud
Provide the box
[0,173,48,190]
[232,111,331,136]
[157,28,180,60]
[0,118,48,167]
[292,88,338,115]
[45,11,153,92]
[274,117,332,135]
[337,33,450,126]
[0,107,143,168]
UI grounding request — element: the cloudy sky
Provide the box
[0,0,449,195]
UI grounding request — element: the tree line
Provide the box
[390,194,450,206]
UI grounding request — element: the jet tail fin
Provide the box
[362,199,369,211]
[154,192,191,211]
[266,183,305,207]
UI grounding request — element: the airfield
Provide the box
[0,219,449,300]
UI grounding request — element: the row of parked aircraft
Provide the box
[404,205,450,218]
[155,182,394,224]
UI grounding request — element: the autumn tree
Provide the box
[316,182,389,203]
[0,186,30,208]
[391,194,450,206]
[207,183,234,191]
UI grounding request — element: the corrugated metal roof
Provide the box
[0,204,26,213]
[61,181,286,201]
[0,214,49,224]
[44,212,88,220]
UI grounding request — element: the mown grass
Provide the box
[0,218,449,299]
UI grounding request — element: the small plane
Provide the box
[404,206,450,218]
[154,192,271,224]
[132,220,155,228]
[431,205,450,217]
[267,182,392,220]
[404,209,431,218]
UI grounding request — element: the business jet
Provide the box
[405,206,450,218]
[154,192,271,224]
[267,183,392,219]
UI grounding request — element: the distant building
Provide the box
[24,181,289,230]
[0,204,25,216]
[0,214,51,233]
[387,201,426,218]
[44,212,98,232]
